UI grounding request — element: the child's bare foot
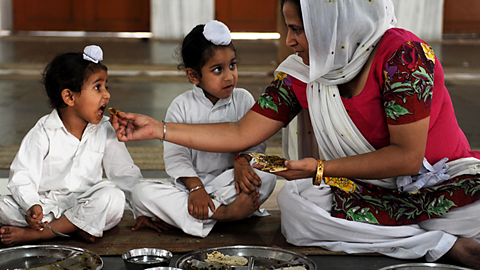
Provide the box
[445,238,480,269]
[0,226,43,247]
[212,190,260,221]
[73,230,95,243]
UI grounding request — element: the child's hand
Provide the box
[188,188,215,220]
[26,204,44,231]
[132,215,171,233]
[234,155,261,194]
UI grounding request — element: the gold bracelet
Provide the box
[313,159,324,186]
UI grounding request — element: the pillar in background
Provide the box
[0,0,12,33]
[392,0,444,42]
[150,0,214,40]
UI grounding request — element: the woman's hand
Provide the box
[188,188,215,220]
[110,110,163,142]
[26,204,44,231]
[234,155,261,194]
[272,157,318,180]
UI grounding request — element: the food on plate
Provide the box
[205,251,248,266]
[108,107,119,117]
[279,266,307,270]
[249,153,287,172]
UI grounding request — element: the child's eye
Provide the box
[213,67,222,73]
[95,85,100,90]
[229,63,237,69]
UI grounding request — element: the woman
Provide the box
[112,0,480,268]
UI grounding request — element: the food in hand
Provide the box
[108,107,119,117]
[249,153,287,172]
[205,251,248,266]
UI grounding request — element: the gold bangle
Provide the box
[313,159,324,186]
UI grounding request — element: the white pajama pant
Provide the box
[278,178,480,262]
[132,169,277,238]
[0,181,126,237]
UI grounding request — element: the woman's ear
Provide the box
[185,68,200,85]
[61,89,75,107]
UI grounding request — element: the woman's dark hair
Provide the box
[281,0,302,22]
[42,52,108,109]
[177,24,235,78]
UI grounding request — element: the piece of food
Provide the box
[249,153,287,172]
[108,107,119,117]
[205,251,248,266]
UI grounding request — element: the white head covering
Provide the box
[83,45,103,63]
[203,20,232,46]
[281,0,396,84]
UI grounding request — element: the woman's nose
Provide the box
[285,30,296,47]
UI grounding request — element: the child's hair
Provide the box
[177,24,236,78]
[42,52,108,109]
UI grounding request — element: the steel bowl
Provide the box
[122,248,173,270]
[377,263,472,270]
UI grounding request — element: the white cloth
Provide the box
[0,109,142,236]
[276,0,480,262]
[203,20,231,45]
[83,45,103,63]
[132,85,277,237]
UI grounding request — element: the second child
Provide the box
[131,21,277,237]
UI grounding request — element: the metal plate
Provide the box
[175,245,317,270]
[377,263,472,270]
[0,244,103,269]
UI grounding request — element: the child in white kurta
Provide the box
[0,45,142,246]
[132,21,276,238]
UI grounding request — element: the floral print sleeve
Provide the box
[251,72,302,126]
[383,41,435,125]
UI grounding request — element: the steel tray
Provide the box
[175,245,316,270]
[0,244,103,269]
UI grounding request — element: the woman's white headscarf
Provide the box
[278,0,397,188]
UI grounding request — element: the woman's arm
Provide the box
[112,109,285,153]
[276,116,429,180]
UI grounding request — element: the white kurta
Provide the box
[0,109,142,237]
[133,85,277,237]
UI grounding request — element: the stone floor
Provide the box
[1,34,480,269]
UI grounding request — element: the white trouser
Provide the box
[0,181,126,237]
[278,178,480,262]
[132,168,277,238]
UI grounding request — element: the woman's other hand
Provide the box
[273,157,317,180]
[111,110,163,142]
